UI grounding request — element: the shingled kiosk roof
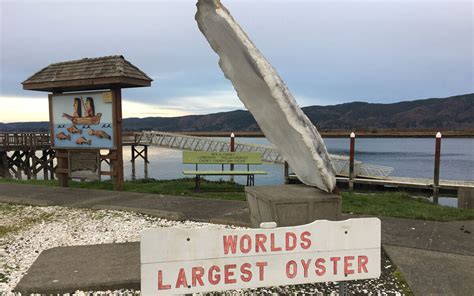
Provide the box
[22,55,152,92]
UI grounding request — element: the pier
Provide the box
[0,133,55,180]
[1,132,473,198]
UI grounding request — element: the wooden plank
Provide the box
[100,151,117,160]
[183,151,262,164]
[55,168,69,174]
[23,77,150,92]
[100,171,116,176]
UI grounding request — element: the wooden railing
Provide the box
[0,132,142,151]
[0,133,51,151]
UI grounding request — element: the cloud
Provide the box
[0,91,246,123]
[1,0,472,118]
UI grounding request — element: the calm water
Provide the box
[122,137,474,183]
[120,137,473,208]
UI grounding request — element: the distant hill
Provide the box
[1,93,472,132]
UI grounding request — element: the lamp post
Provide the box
[433,131,442,204]
[349,132,356,192]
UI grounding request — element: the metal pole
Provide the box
[349,132,355,192]
[433,132,442,204]
[230,132,235,182]
[339,281,349,296]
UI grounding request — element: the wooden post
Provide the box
[0,151,11,178]
[41,150,47,180]
[112,87,124,191]
[433,132,442,204]
[349,132,356,192]
[56,149,69,187]
[25,150,32,180]
[284,161,289,184]
[131,145,136,181]
[42,150,49,180]
[49,149,55,180]
[230,132,235,182]
[144,145,149,179]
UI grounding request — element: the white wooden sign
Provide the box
[140,218,381,295]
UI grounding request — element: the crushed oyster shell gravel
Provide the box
[0,204,410,295]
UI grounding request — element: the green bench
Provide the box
[182,151,267,191]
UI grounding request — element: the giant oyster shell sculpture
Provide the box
[196,0,336,192]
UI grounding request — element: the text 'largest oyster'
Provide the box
[196,0,336,192]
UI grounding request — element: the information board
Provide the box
[68,150,100,180]
[50,91,115,149]
[182,152,262,164]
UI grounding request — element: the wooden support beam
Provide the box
[131,145,136,181]
[0,151,11,178]
[112,87,124,191]
[56,148,69,187]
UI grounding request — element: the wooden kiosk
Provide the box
[22,55,152,190]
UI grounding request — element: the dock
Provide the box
[335,176,474,192]
[1,132,473,196]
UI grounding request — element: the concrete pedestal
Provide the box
[245,184,341,228]
[458,188,474,209]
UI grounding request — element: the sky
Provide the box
[0,0,472,122]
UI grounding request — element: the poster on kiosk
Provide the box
[50,91,115,149]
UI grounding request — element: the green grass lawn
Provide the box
[1,178,473,221]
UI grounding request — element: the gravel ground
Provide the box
[0,203,411,295]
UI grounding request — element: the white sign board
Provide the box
[141,218,381,295]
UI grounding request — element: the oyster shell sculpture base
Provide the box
[196,0,336,192]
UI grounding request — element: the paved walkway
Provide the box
[1,183,473,295]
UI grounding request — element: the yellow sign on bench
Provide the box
[183,151,262,164]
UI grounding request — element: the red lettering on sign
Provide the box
[301,259,312,277]
[240,263,252,282]
[344,256,355,275]
[358,255,369,273]
[315,258,326,276]
[255,234,267,253]
[285,232,297,251]
[224,264,237,284]
[208,265,221,285]
[192,267,205,287]
[256,261,268,281]
[300,231,312,249]
[223,235,237,255]
[158,270,171,290]
[240,235,252,253]
[175,268,188,288]
[330,257,341,275]
[286,260,297,278]
[270,233,282,252]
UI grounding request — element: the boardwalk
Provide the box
[335,176,474,191]
[0,133,50,151]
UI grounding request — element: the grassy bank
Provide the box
[1,178,473,221]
